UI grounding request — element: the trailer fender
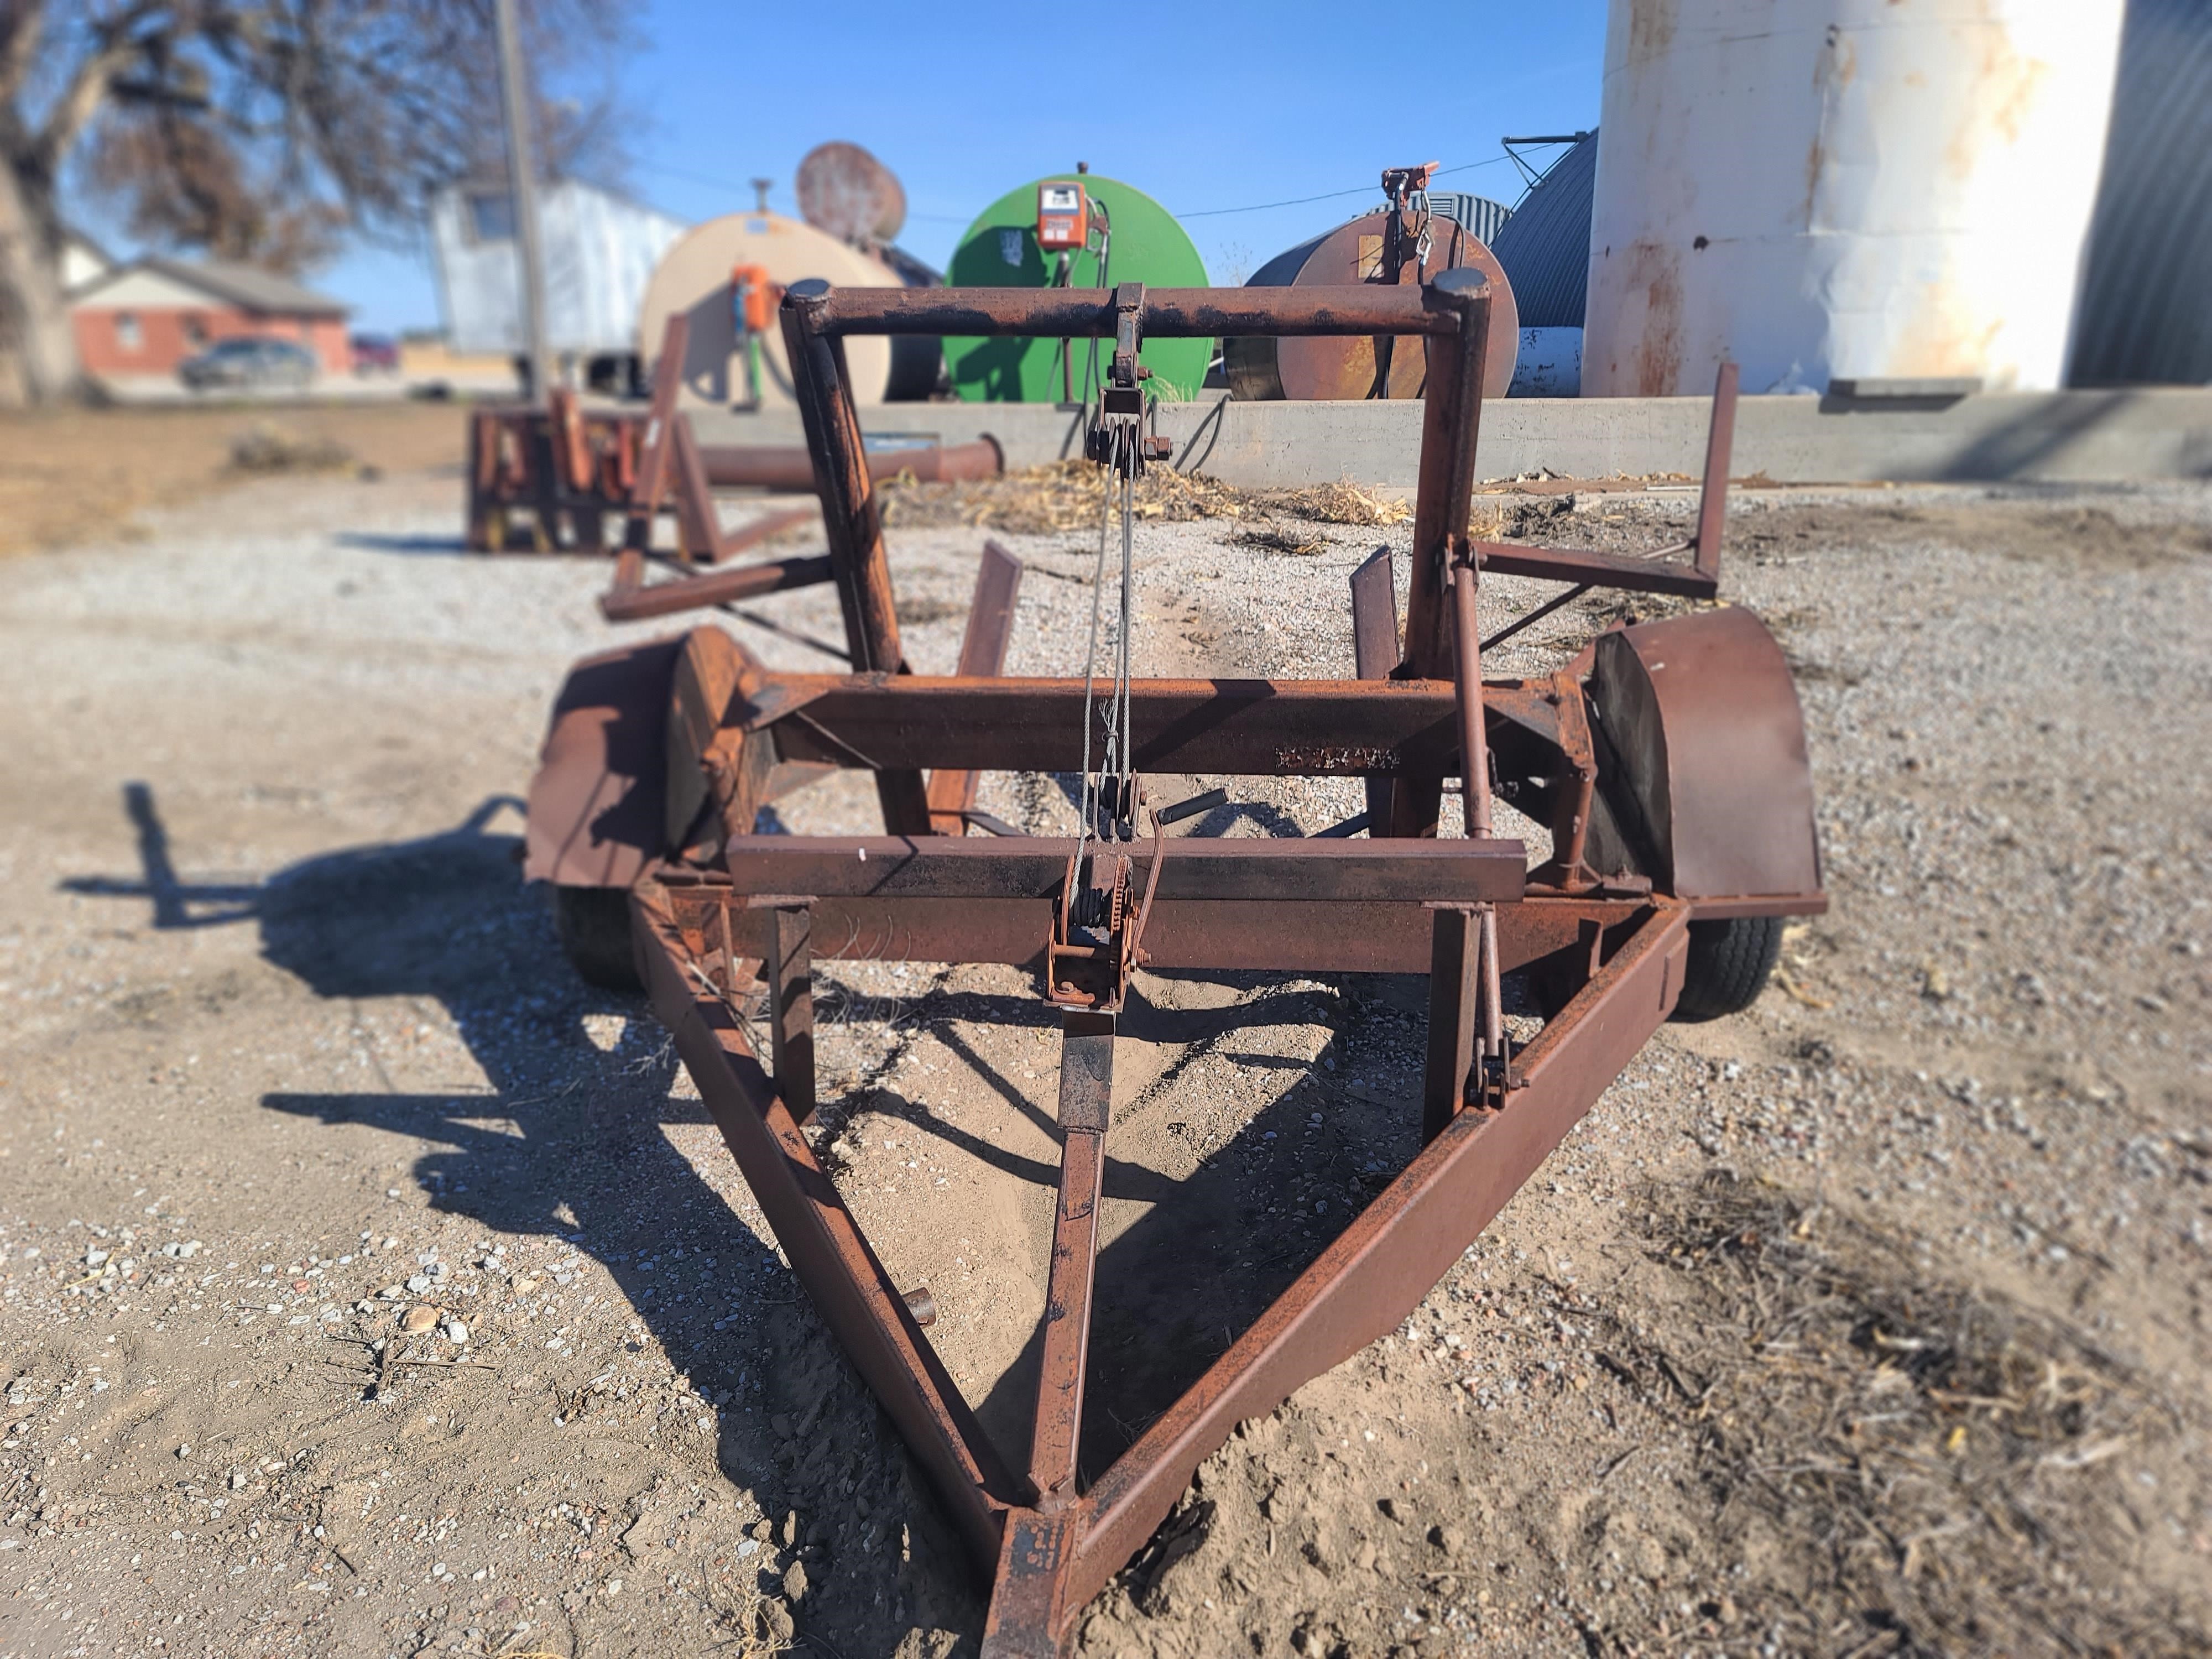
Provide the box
[523,634,686,889]
[1584,608,1823,910]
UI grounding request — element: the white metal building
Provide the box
[430,178,687,377]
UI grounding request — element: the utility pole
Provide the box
[494,0,551,404]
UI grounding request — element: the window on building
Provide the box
[469,192,516,242]
[114,312,142,350]
[183,316,208,346]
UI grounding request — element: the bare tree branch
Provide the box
[35,1,163,168]
[0,2,46,107]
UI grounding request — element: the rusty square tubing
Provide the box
[778,279,932,837]
[1693,360,1739,577]
[926,541,1026,834]
[597,543,832,622]
[1469,540,1721,597]
[746,674,1583,779]
[1467,359,1739,599]
[1055,899,1693,1631]
[707,835,1525,904]
[632,881,1024,1568]
[638,867,1689,1650]
[671,887,1652,979]
[624,311,689,555]
[789,283,1478,340]
[1032,1012,1114,1505]
[1403,268,1492,678]
[759,675,1477,777]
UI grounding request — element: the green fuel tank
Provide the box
[945,174,1212,403]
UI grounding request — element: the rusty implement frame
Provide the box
[525,277,1821,1654]
[462,311,1000,572]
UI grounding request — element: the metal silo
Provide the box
[1431,192,1513,247]
[1489,134,1597,330]
[1582,0,2128,397]
[2069,0,2212,386]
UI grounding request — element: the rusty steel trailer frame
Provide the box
[525,275,1818,1655]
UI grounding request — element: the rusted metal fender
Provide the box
[523,634,686,889]
[1584,608,1823,912]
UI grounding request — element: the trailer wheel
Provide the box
[1671,915,1784,1022]
[555,886,641,992]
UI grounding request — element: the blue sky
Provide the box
[322,0,1610,333]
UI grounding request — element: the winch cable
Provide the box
[1076,428,1140,853]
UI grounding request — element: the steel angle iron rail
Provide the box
[529,273,1825,1657]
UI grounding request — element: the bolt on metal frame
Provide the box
[587,275,1819,1656]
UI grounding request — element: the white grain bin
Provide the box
[1582,0,2127,397]
[637,210,929,411]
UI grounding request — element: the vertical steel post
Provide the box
[1452,560,1506,1076]
[1392,270,1491,836]
[780,279,932,832]
[492,0,551,406]
[768,904,815,1124]
[1692,360,1740,580]
[1349,546,1400,835]
[1422,905,1479,1141]
[926,541,1026,834]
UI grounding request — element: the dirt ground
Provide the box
[0,429,2207,1659]
[0,401,467,559]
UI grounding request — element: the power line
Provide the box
[1177,154,1515,219]
[634,153,1519,230]
[632,159,970,224]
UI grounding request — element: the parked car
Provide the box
[178,336,317,391]
[349,332,400,375]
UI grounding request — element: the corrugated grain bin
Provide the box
[944,175,1211,403]
[1582,0,2127,397]
[1432,193,1514,247]
[1490,135,1597,331]
[2069,0,2212,387]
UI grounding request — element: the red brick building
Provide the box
[69,258,350,379]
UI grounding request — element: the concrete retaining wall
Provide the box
[690,387,2212,491]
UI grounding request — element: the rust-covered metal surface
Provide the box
[521,635,681,889]
[522,276,1823,1653]
[1586,607,1821,906]
[795,139,908,245]
[1225,211,1520,400]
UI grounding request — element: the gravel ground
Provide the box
[0,463,2206,1659]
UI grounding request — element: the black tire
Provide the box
[555,885,642,992]
[1671,915,1784,1022]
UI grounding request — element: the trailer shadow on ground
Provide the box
[61,780,1446,1650]
[62,781,985,1653]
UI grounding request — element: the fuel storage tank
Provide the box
[637,208,935,411]
[1224,209,1519,400]
[1581,0,2127,397]
[943,173,1211,403]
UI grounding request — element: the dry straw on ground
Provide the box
[878,461,1410,536]
[1622,1171,2198,1656]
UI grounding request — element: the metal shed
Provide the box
[431,178,687,374]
